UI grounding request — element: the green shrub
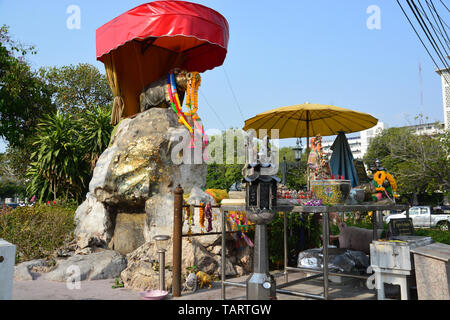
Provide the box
[413,228,450,245]
[0,203,76,263]
[330,218,450,245]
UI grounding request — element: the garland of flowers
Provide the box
[168,72,193,134]
[228,211,254,233]
[168,70,209,150]
[373,171,387,191]
[186,72,200,118]
[184,71,208,148]
[204,202,213,232]
[199,203,205,232]
[372,170,400,200]
[185,206,193,243]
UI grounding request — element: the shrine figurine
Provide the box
[368,159,399,203]
[308,134,331,181]
[139,68,189,112]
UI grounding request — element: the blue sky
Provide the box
[0,0,448,151]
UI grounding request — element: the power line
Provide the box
[428,0,450,45]
[398,0,450,87]
[439,0,450,12]
[425,0,450,50]
[408,0,450,70]
[222,66,246,123]
[420,0,450,51]
[397,0,444,72]
[199,90,227,131]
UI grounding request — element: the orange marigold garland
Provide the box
[199,203,205,233]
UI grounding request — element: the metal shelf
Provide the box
[219,202,409,300]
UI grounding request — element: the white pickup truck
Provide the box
[385,206,450,231]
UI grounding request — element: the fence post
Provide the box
[172,184,183,297]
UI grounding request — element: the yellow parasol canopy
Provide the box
[243,103,378,140]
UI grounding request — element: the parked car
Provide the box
[385,206,450,231]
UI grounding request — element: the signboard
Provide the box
[388,218,414,236]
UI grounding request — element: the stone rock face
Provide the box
[88,108,206,210]
[71,107,253,291]
[74,108,207,248]
[74,193,113,247]
[43,250,127,282]
[14,259,48,281]
[109,213,146,255]
[120,236,243,291]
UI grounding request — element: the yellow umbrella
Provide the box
[243,103,378,142]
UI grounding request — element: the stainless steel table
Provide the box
[220,203,409,300]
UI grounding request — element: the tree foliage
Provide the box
[26,106,114,203]
[26,111,89,202]
[39,63,112,114]
[364,126,449,198]
[78,105,113,171]
[277,147,307,190]
[206,129,244,190]
[0,25,55,149]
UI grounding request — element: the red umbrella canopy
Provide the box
[96,0,229,121]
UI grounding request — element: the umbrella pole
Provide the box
[306,136,310,191]
[306,114,310,191]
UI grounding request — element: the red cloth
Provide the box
[96,0,229,72]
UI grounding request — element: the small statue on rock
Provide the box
[140,68,189,112]
[368,159,399,203]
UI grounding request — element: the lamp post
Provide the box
[281,139,303,186]
[153,235,170,291]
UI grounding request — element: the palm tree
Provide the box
[27,111,88,202]
[78,105,113,172]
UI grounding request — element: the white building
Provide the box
[436,67,450,130]
[321,122,386,160]
[403,122,445,136]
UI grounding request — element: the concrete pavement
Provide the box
[12,271,376,300]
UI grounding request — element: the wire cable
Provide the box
[417,0,450,58]
[199,90,227,131]
[408,0,450,70]
[429,0,450,45]
[222,66,246,123]
[439,0,450,12]
[396,0,450,85]
[425,0,450,49]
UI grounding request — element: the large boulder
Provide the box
[120,237,239,291]
[74,107,207,248]
[43,250,127,282]
[74,193,113,247]
[88,108,206,210]
[71,107,253,291]
[14,259,49,281]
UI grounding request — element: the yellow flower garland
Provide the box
[185,72,201,118]
[373,170,399,196]
[374,171,387,191]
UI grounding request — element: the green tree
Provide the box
[39,63,113,115]
[78,105,113,171]
[364,125,449,201]
[0,25,55,149]
[206,129,244,190]
[277,147,307,190]
[26,111,89,202]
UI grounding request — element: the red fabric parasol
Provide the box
[96,0,229,73]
